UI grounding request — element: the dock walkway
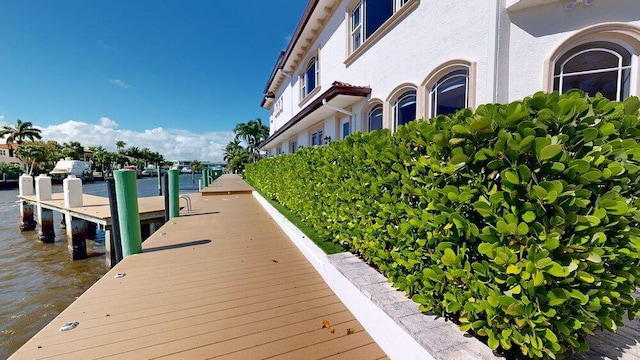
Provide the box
[10,175,387,359]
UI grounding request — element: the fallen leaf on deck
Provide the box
[322,319,331,328]
[329,326,335,333]
[347,328,355,335]
[272,259,279,263]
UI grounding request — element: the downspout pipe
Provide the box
[487,0,501,103]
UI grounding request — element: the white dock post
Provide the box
[63,175,83,208]
[35,175,55,243]
[19,174,34,196]
[63,176,87,260]
[18,175,37,231]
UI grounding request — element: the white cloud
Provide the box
[99,117,119,129]
[109,79,131,88]
[0,115,6,126]
[40,119,234,162]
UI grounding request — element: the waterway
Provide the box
[0,174,201,359]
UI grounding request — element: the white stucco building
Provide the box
[259,0,640,155]
[0,143,24,167]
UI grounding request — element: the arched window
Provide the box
[430,69,469,117]
[393,90,416,131]
[553,42,632,101]
[301,57,319,98]
[367,104,383,131]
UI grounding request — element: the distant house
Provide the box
[0,143,24,167]
[259,0,640,155]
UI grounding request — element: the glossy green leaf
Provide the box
[540,144,563,160]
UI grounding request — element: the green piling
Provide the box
[168,169,180,219]
[114,170,142,257]
[202,169,208,187]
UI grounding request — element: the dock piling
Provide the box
[114,170,142,257]
[35,175,55,243]
[168,169,180,219]
[106,178,123,266]
[201,169,208,188]
[18,175,37,231]
[85,222,97,240]
[63,176,88,259]
[19,202,37,231]
[67,217,87,260]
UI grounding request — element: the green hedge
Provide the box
[245,91,640,359]
[0,162,22,179]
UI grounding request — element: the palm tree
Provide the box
[0,119,42,157]
[233,118,269,162]
[191,160,204,172]
[223,139,243,162]
[223,139,251,173]
[115,140,126,152]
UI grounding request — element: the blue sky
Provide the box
[0,1,307,161]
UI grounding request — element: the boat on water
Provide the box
[0,173,18,190]
[50,158,94,183]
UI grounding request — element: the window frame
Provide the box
[367,103,384,132]
[553,43,632,101]
[311,129,324,146]
[346,0,419,64]
[543,23,640,99]
[342,121,351,139]
[429,68,470,118]
[301,56,319,100]
[392,89,417,132]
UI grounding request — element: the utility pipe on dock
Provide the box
[114,170,142,257]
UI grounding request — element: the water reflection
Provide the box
[0,174,201,359]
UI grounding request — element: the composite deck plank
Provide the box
[10,175,386,360]
[319,343,390,360]
[153,317,362,359]
[245,329,375,360]
[18,193,166,223]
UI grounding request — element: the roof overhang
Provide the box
[260,82,371,149]
[261,0,339,105]
[506,0,562,11]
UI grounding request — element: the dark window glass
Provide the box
[368,104,383,131]
[431,69,468,117]
[366,0,394,38]
[553,42,632,101]
[395,90,416,128]
[304,58,317,96]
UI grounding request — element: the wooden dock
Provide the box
[17,193,166,227]
[9,175,388,359]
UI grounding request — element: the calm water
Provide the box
[0,174,201,359]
